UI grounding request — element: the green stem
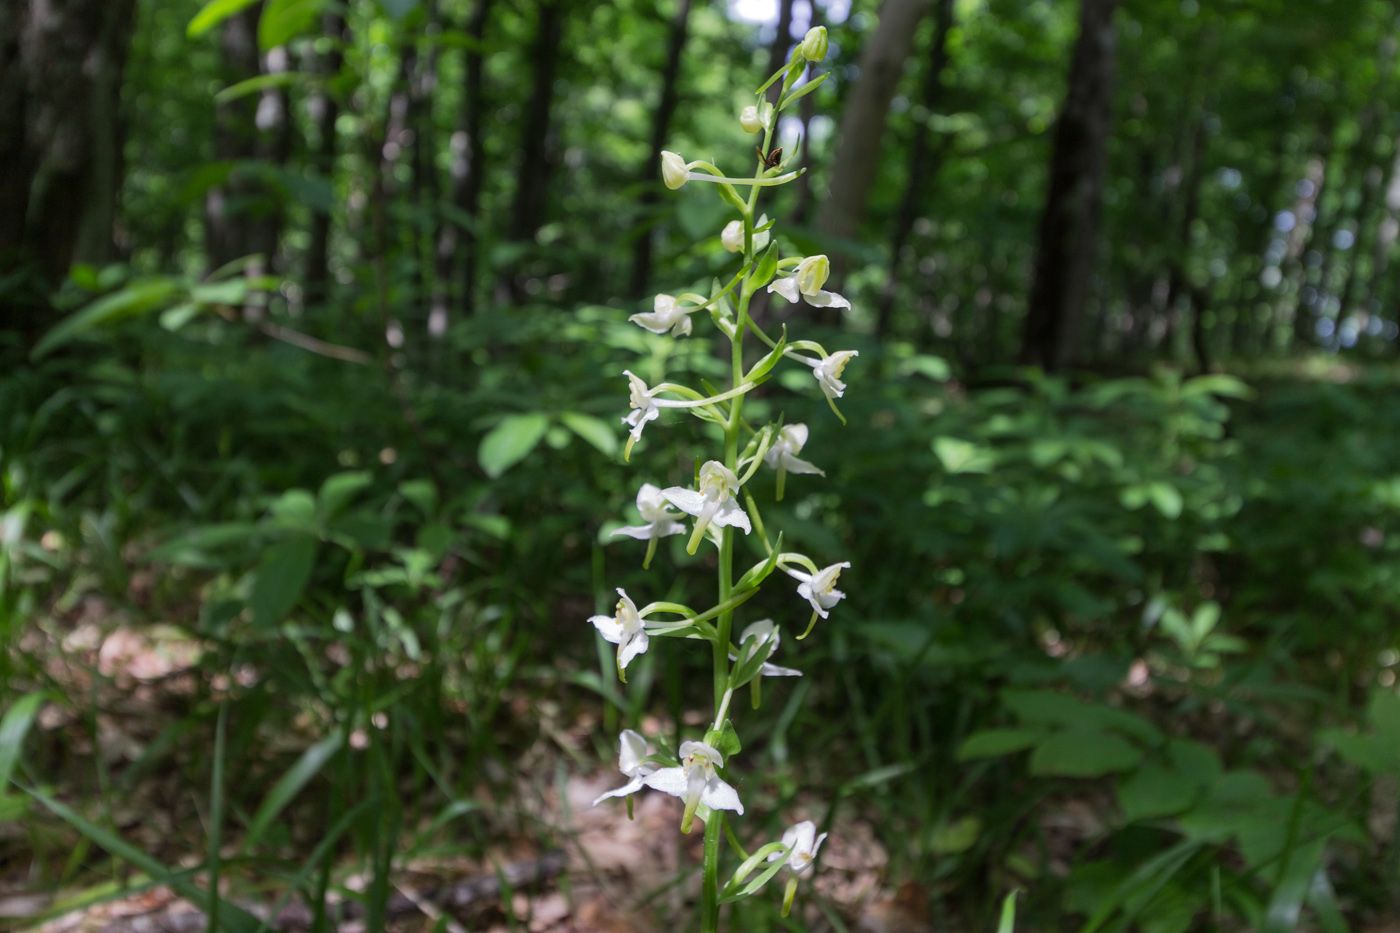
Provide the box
[701,813,722,931]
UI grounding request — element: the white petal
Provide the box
[760,661,802,677]
[701,776,744,815]
[637,483,666,508]
[805,289,850,310]
[671,315,692,338]
[590,615,624,643]
[784,424,810,449]
[592,775,647,806]
[642,767,689,799]
[611,523,659,540]
[662,487,706,517]
[652,520,687,538]
[780,453,824,476]
[619,730,649,775]
[767,276,800,303]
[711,499,752,534]
[618,629,649,669]
[628,311,674,334]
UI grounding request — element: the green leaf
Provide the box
[146,522,261,566]
[929,815,981,855]
[188,0,262,37]
[1261,840,1326,933]
[258,0,324,49]
[0,694,45,803]
[479,413,549,478]
[712,719,742,759]
[1319,730,1394,774]
[996,890,1020,933]
[241,733,343,854]
[718,841,792,903]
[778,71,829,111]
[733,531,783,591]
[1029,730,1142,777]
[269,488,317,530]
[743,326,787,384]
[249,535,317,628]
[957,728,1044,761]
[1117,766,1202,822]
[159,302,203,331]
[1148,482,1183,519]
[32,278,182,358]
[214,71,310,104]
[398,479,438,516]
[317,470,374,519]
[559,412,618,457]
[933,437,995,474]
[747,242,779,293]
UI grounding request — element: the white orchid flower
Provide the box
[620,371,758,460]
[612,483,686,541]
[592,729,655,806]
[730,619,802,679]
[612,482,686,568]
[589,588,649,677]
[768,819,829,916]
[664,460,752,554]
[768,820,828,878]
[767,254,850,310]
[789,561,850,620]
[629,294,694,337]
[763,423,824,500]
[793,350,858,399]
[643,739,743,832]
[721,215,770,254]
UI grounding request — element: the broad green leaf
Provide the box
[188,0,262,37]
[159,303,202,331]
[479,413,549,478]
[1148,482,1183,519]
[270,488,317,530]
[258,0,324,49]
[249,535,317,627]
[1261,840,1326,933]
[1002,690,1162,744]
[933,437,995,474]
[1117,766,1201,822]
[1165,738,1223,785]
[317,470,373,519]
[32,279,182,358]
[398,479,438,516]
[957,728,1044,761]
[241,733,343,854]
[1368,688,1400,746]
[929,815,981,855]
[1030,730,1142,777]
[747,242,779,292]
[559,412,618,456]
[146,522,261,566]
[1319,730,1394,774]
[214,71,310,104]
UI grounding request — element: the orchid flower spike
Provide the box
[797,350,859,400]
[620,371,759,461]
[721,214,770,254]
[630,294,695,337]
[592,729,655,807]
[767,255,850,310]
[589,588,649,678]
[664,460,752,555]
[661,150,801,190]
[763,423,824,500]
[643,740,743,832]
[786,561,850,637]
[768,820,829,916]
[612,482,686,568]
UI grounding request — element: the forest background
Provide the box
[5,0,1400,930]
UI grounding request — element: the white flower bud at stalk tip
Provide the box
[661,151,689,189]
[795,254,831,296]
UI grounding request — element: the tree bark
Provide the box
[816,0,930,275]
[875,0,955,339]
[627,0,694,299]
[437,0,492,319]
[0,0,138,332]
[205,6,261,272]
[1018,0,1120,371]
[503,0,565,303]
[304,9,348,305]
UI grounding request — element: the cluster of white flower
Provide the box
[584,25,852,928]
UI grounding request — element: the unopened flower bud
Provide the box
[740,102,772,134]
[795,254,830,296]
[661,150,690,189]
[800,26,828,63]
[721,220,744,253]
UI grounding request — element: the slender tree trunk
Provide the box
[1285,128,1335,348]
[875,0,955,339]
[409,0,441,333]
[502,0,565,304]
[436,0,492,320]
[816,0,931,279]
[1163,113,1207,365]
[305,10,348,305]
[1018,0,1120,371]
[1335,117,1395,326]
[1360,142,1400,320]
[1228,123,1290,357]
[627,0,694,299]
[764,0,796,105]
[206,6,261,271]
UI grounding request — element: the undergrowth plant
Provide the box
[586,26,857,929]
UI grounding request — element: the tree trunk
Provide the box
[875,0,955,339]
[816,0,930,276]
[1163,113,1207,362]
[0,0,138,335]
[627,0,694,299]
[503,0,565,304]
[1018,0,1120,371]
[436,0,492,320]
[305,10,348,306]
